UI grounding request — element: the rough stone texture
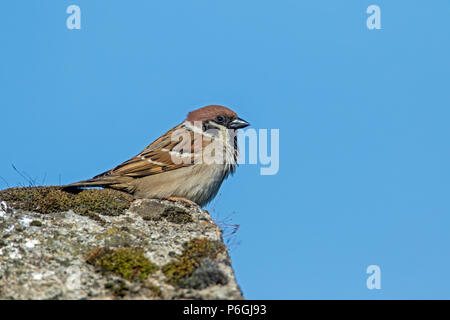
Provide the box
[0,187,243,300]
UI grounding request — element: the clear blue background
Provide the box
[1,1,449,299]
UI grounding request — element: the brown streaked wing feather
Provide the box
[105,123,198,178]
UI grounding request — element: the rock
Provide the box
[0,187,243,300]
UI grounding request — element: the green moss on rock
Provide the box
[179,258,228,289]
[133,200,193,224]
[144,282,162,297]
[0,187,133,218]
[160,207,193,224]
[30,220,42,227]
[162,238,225,287]
[105,279,129,297]
[86,247,158,281]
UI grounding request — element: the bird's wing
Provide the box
[95,124,199,178]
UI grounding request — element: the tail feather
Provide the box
[66,178,117,188]
[63,175,135,194]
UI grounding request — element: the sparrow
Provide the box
[66,105,250,207]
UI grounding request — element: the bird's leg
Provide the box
[166,196,197,207]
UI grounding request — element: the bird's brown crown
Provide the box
[186,105,238,122]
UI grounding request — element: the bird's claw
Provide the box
[166,197,197,207]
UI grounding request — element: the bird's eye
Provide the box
[216,115,225,123]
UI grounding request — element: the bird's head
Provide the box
[186,105,250,131]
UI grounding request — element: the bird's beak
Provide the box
[228,117,250,129]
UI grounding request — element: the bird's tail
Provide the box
[62,175,134,194]
[64,177,116,189]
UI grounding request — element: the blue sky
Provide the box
[1,1,450,299]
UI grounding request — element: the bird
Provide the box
[65,105,250,207]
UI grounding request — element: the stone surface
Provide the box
[0,187,243,300]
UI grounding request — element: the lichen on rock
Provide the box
[0,187,133,224]
[0,187,243,300]
[162,238,226,288]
